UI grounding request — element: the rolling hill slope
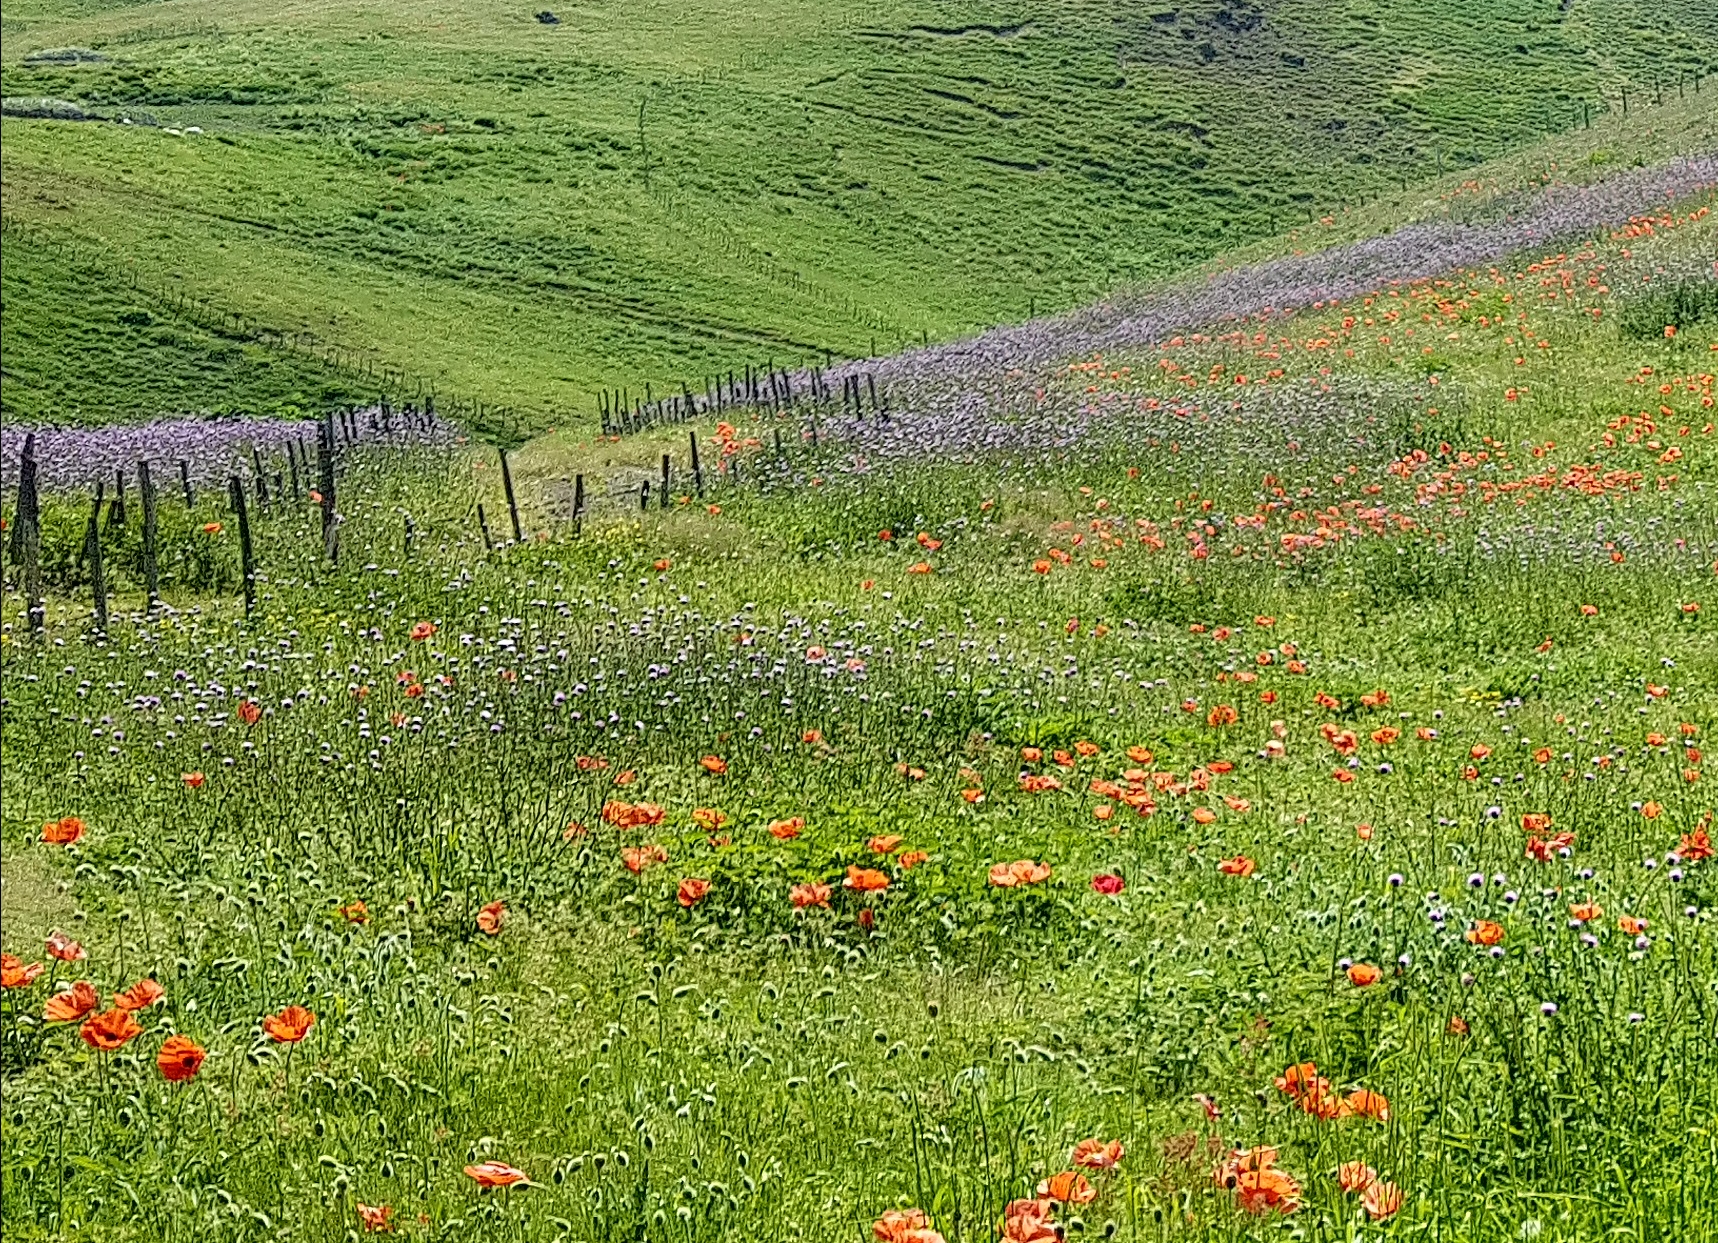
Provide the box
[2,0,1715,425]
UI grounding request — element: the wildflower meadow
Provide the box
[3,150,1718,1243]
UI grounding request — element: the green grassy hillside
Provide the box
[2,0,1715,425]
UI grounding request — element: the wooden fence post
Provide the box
[138,459,161,608]
[229,476,256,617]
[17,434,45,635]
[109,467,127,528]
[660,453,671,508]
[499,448,523,543]
[477,504,493,551]
[689,431,704,497]
[86,485,108,633]
[318,411,339,563]
[179,459,195,508]
[572,474,585,534]
[251,446,270,509]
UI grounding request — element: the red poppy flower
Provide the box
[1,954,45,989]
[41,816,85,845]
[81,1007,144,1052]
[263,1005,316,1043]
[114,979,165,1011]
[464,1162,529,1188]
[157,1034,207,1082]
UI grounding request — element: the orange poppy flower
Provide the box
[1074,740,1100,757]
[1355,823,1373,841]
[652,558,672,571]
[409,621,437,641]
[1447,1014,1470,1036]
[768,817,805,840]
[1346,963,1382,987]
[699,755,728,775]
[41,816,86,845]
[238,700,263,725]
[114,979,165,1011]
[44,980,100,1022]
[201,521,224,535]
[867,834,904,854]
[476,900,506,935]
[603,801,667,829]
[872,1208,945,1243]
[1191,806,1217,825]
[1360,1181,1404,1220]
[1338,1161,1376,1193]
[692,807,728,830]
[1569,901,1603,923]
[1346,1089,1390,1121]
[263,1005,316,1044]
[1521,812,1552,832]
[2,954,44,989]
[157,1034,207,1082]
[1641,801,1663,819]
[339,899,371,924]
[1680,829,1713,861]
[1214,1148,1301,1215]
[1000,1199,1058,1243]
[45,931,86,962]
[960,788,985,804]
[1218,855,1255,877]
[1036,1171,1095,1204]
[1465,920,1505,947]
[1207,704,1238,727]
[356,1202,395,1233]
[1070,1138,1124,1169]
[464,1162,530,1188]
[844,866,890,893]
[790,883,832,909]
[622,844,668,873]
[898,850,929,869]
[81,1007,144,1052]
[988,859,1051,887]
[677,877,711,907]
[1617,915,1648,935]
[906,561,932,574]
[1018,774,1061,793]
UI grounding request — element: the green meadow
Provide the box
[4,0,1717,424]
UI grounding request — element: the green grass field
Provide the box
[4,0,1716,425]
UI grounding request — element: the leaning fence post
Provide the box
[86,485,108,633]
[318,411,339,563]
[178,459,195,508]
[109,467,127,528]
[477,504,494,552]
[572,474,585,533]
[499,448,523,544]
[689,431,704,497]
[138,459,161,609]
[17,434,45,635]
[229,476,256,617]
[660,453,671,509]
[251,446,270,510]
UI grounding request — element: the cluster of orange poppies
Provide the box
[2,944,314,1081]
[872,1138,1123,1242]
[1275,1062,1390,1123]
